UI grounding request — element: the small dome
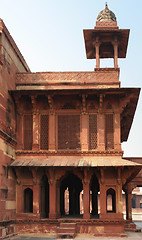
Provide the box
[97,3,116,22]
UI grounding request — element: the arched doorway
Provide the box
[90,174,99,217]
[106,188,116,213]
[60,173,83,217]
[24,188,33,213]
[40,175,49,218]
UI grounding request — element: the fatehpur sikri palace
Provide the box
[0,3,142,239]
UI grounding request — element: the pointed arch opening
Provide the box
[60,173,83,217]
[106,188,116,213]
[24,188,33,213]
[40,175,49,218]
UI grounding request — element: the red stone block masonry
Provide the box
[0,3,142,239]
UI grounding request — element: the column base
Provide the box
[83,213,90,219]
[49,213,58,219]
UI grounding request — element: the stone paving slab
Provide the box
[9,232,142,240]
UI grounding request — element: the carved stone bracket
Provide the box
[31,167,38,185]
[48,95,54,114]
[82,94,87,114]
[83,168,92,184]
[31,95,37,114]
[99,94,105,113]
[119,93,134,114]
[15,168,22,185]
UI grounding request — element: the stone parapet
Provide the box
[15,68,120,90]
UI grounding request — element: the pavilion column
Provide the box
[117,169,123,215]
[15,168,23,213]
[49,112,56,151]
[114,113,121,151]
[32,169,40,216]
[126,184,132,221]
[49,179,57,219]
[113,38,118,68]
[83,169,90,219]
[32,113,39,150]
[33,180,40,216]
[81,113,88,151]
[99,183,106,218]
[98,113,105,151]
[31,96,39,151]
[99,169,106,218]
[95,38,100,68]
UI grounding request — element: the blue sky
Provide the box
[0,0,142,157]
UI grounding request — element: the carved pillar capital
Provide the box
[47,95,54,114]
[15,168,22,185]
[31,95,37,114]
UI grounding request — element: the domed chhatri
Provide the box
[97,3,116,22]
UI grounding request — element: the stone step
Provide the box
[125,227,141,232]
[60,223,76,228]
[57,227,75,234]
[57,222,77,239]
[125,223,136,228]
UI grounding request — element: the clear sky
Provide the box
[0,0,142,157]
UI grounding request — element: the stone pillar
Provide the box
[15,169,23,213]
[83,170,90,219]
[49,180,57,219]
[33,181,40,216]
[114,113,121,151]
[32,113,39,151]
[49,112,56,151]
[116,185,123,214]
[95,38,100,68]
[113,39,118,68]
[81,114,88,151]
[126,185,132,221]
[100,185,106,217]
[98,114,105,151]
[117,169,123,215]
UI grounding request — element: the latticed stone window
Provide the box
[40,115,49,150]
[105,114,114,150]
[89,114,97,150]
[24,115,33,150]
[58,115,80,150]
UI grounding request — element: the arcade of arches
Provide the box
[15,166,133,221]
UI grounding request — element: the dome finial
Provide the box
[105,2,108,9]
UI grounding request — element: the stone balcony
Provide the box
[16,68,120,90]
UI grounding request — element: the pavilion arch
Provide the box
[106,188,116,213]
[90,173,100,217]
[60,172,83,217]
[24,188,33,213]
[39,175,49,218]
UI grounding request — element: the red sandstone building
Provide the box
[0,4,142,239]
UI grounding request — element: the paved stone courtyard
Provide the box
[8,221,142,240]
[9,232,142,240]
